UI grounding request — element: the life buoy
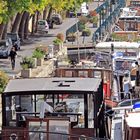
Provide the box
[10,133,18,140]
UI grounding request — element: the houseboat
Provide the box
[1,77,108,139]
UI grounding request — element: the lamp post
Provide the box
[76,16,80,63]
[75,4,80,63]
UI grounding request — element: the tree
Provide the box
[0,70,9,93]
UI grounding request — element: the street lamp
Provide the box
[75,4,80,63]
[76,16,80,63]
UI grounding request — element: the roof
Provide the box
[125,112,140,127]
[96,42,140,49]
[4,77,101,94]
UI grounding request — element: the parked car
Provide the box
[37,20,49,33]
[80,2,89,16]
[46,19,54,29]
[51,14,63,25]
[7,33,21,51]
[0,38,12,58]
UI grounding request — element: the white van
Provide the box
[37,20,49,33]
[80,2,89,16]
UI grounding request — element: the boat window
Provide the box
[115,60,134,71]
[123,52,136,57]
[78,71,88,77]
[93,71,101,78]
[65,71,73,77]
[49,120,69,139]
[5,95,35,127]
[5,96,13,126]
[88,94,94,128]
[29,121,47,139]
[20,95,33,112]
[61,94,85,128]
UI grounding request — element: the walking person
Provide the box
[9,47,17,70]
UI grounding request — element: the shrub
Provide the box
[78,22,85,32]
[89,16,98,24]
[53,38,62,46]
[0,70,8,93]
[32,47,45,59]
[20,57,35,69]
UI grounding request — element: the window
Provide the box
[88,94,94,128]
[78,71,88,77]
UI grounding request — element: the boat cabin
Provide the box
[1,77,106,139]
[124,112,140,140]
[95,41,140,56]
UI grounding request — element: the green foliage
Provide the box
[53,38,62,46]
[78,22,85,32]
[89,16,98,24]
[82,28,91,36]
[0,1,8,23]
[0,70,8,93]
[20,57,35,69]
[32,47,45,59]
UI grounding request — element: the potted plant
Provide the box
[53,38,62,46]
[78,16,88,25]
[89,10,97,17]
[66,33,76,42]
[20,57,35,78]
[32,47,46,66]
[78,22,86,32]
[89,16,98,28]
[82,28,91,36]
[53,38,63,53]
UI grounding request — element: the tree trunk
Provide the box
[35,11,40,33]
[11,12,23,33]
[2,22,8,39]
[47,6,52,21]
[0,23,5,39]
[18,11,28,42]
[24,12,30,39]
[31,14,35,34]
[43,7,48,20]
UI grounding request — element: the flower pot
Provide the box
[37,58,44,66]
[33,58,37,68]
[21,69,32,78]
[82,31,91,36]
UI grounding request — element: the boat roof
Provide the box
[125,112,140,128]
[96,42,140,49]
[114,57,137,61]
[4,77,101,94]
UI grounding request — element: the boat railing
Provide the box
[0,129,110,140]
